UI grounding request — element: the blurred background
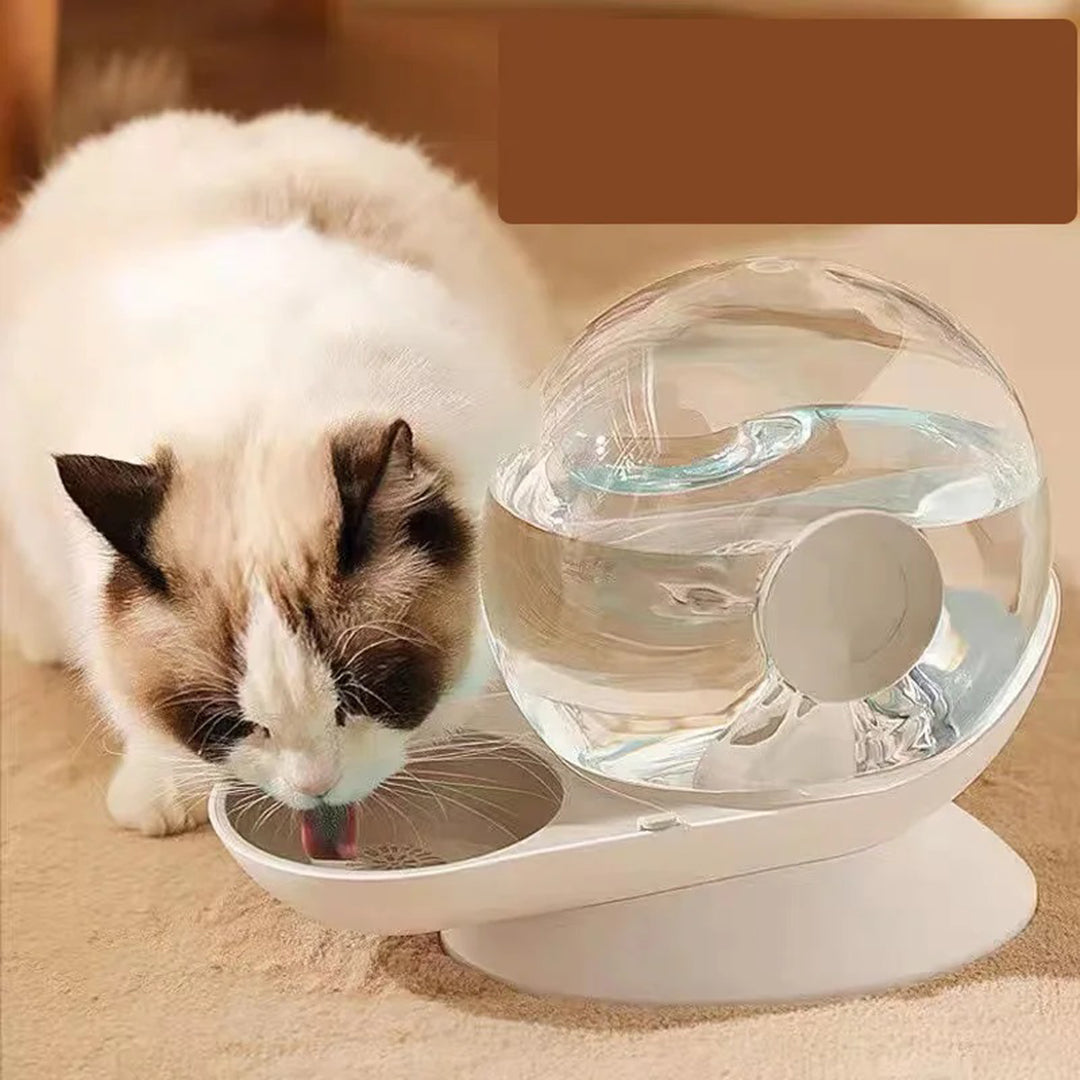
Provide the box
[3,0,1078,214]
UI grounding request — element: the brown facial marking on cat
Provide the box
[405,492,473,570]
[104,556,158,619]
[95,420,478,764]
[103,549,249,757]
[331,638,444,731]
[316,419,477,728]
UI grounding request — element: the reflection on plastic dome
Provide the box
[480,258,1052,802]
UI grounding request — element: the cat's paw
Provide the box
[107,745,210,836]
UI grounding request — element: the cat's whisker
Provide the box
[233,793,272,821]
[392,771,556,803]
[252,798,285,833]
[388,775,533,820]
[376,779,444,825]
[384,781,520,843]
[335,672,397,719]
[368,787,427,850]
[65,711,114,763]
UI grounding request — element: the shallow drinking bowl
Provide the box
[215,733,563,872]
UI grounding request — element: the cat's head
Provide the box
[56,418,477,810]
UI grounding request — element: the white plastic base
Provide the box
[442,802,1035,1005]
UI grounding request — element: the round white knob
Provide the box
[757,510,944,703]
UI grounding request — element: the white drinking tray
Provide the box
[210,573,1059,1006]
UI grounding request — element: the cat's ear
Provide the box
[54,453,171,592]
[376,418,416,482]
[330,419,415,575]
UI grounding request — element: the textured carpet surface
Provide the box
[2,223,1079,1078]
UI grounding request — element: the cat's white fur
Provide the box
[0,110,552,834]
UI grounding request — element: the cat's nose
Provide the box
[296,778,335,799]
[288,761,341,799]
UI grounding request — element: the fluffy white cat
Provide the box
[0,62,553,845]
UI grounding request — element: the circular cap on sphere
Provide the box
[757,510,944,703]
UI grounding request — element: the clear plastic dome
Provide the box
[481,258,1052,803]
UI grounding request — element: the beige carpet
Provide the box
[3,223,1080,1078]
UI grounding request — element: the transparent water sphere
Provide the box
[481,257,1052,803]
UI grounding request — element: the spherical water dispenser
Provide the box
[212,258,1058,1006]
[482,257,1052,803]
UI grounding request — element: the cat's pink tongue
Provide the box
[299,803,358,861]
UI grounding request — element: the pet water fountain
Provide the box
[211,258,1058,1005]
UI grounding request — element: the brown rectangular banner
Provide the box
[498,17,1077,224]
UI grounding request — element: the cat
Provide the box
[0,55,554,843]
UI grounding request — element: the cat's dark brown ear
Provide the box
[331,419,414,575]
[54,453,171,593]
